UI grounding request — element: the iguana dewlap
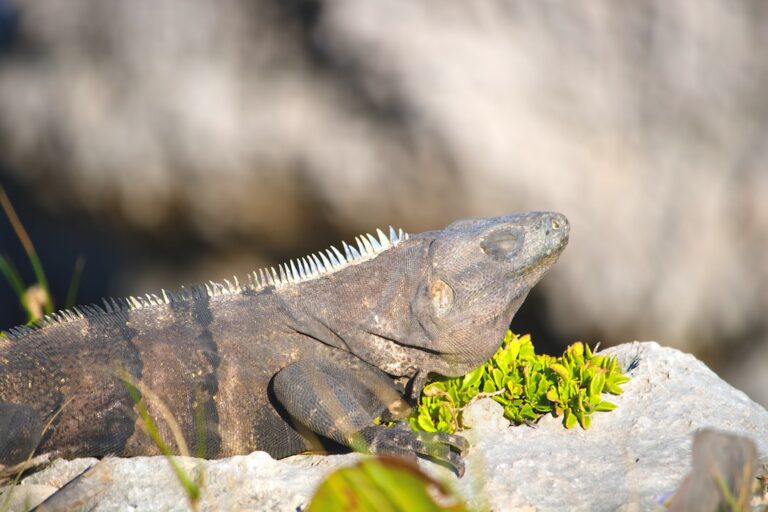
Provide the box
[0,212,569,476]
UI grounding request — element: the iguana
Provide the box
[0,212,569,476]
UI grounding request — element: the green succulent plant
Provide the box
[411,331,630,433]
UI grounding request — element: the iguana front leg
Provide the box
[273,359,469,476]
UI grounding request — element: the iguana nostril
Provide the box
[481,227,524,260]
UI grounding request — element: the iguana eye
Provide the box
[430,278,454,316]
[481,227,523,261]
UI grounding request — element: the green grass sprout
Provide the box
[0,185,53,318]
[0,187,85,332]
[0,256,27,320]
[63,255,86,309]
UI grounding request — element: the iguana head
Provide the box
[285,211,568,384]
[408,211,569,376]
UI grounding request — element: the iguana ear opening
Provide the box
[430,278,454,317]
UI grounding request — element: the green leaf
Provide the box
[568,342,584,365]
[545,386,559,403]
[308,457,468,512]
[577,388,586,410]
[437,407,452,423]
[603,380,624,395]
[494,394,511,407]
[612,374,631,385]
[491,368,505,389]
[461,366,484,389]
[417,414,437,432]
[506,335,520,362]
[594,401,617,412]
[589,372,606,398]
[550,363,569,381]
[518,336,535,360]
[520,404,536,420]
[577,411,592,429]
[590,355,606,367]
[422,383,445,397]
[564,410,577,429]
[536,375,552,395]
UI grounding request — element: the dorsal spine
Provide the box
[2,226,409,340]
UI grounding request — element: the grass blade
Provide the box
[0,185,53,315]
[64,255,86,309]
[119,372,201,510]
[0,255,25,300]
[0,255,36,321]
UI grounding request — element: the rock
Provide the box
[460,396,508,431]
[668,429,758,512]
[2,452,364,511]
[1,342,766,511]
[31,459,113,511]
[456,342,768,511]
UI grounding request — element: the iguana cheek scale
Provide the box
[0,212,569,476]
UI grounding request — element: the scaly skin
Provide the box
[0,212,569,476]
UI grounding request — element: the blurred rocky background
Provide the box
[0,1,766,405]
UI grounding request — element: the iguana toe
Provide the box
[360,426,467,477]
[416,431,470,456]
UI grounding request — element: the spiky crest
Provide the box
[2,226,410,341]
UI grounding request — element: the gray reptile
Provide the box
[0,212,569,476]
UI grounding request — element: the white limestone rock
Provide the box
[2,342,766,511]
[455,341,768,510]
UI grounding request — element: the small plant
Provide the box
[308,456,468,512]
[0,185,85,329]
[411,331,629,433]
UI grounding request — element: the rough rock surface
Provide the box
[2,341,767,511]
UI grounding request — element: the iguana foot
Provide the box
[274,359,472,476]
[360,424,469,477]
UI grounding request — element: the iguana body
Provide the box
[0,212,569,475]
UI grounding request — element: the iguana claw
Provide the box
[360,425,469,477]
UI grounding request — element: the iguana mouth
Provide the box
[363,329,445,357]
